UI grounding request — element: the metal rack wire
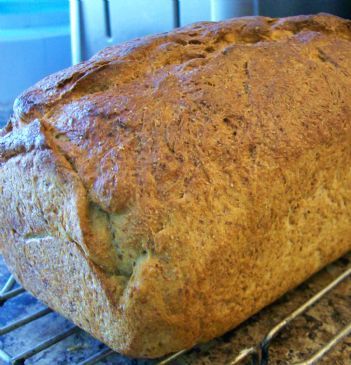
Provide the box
[0,262,350,365]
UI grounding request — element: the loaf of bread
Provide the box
[0,13,350,358]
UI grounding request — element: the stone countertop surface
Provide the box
[0,253,350,365]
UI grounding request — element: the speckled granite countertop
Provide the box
[0,253,350,365]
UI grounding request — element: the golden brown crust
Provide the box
[0,13,351,357]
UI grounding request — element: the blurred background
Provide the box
[0,0,351,127]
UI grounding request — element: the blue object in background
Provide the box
[0,0,71,127]
[71,0,180,64]
[179,0,212,26]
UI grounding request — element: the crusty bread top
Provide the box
[2,12,351,275]
[2,13,351,276]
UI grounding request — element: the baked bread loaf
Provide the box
[0,13,350,358]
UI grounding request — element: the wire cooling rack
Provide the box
[0,258,350,365]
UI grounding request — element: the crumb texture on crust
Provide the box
[0,13,351,357]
